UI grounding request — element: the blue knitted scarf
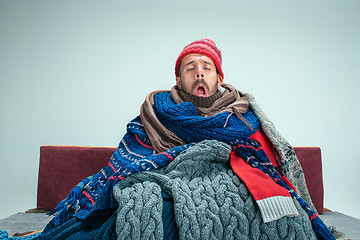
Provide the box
[48,91,334,240]
[153,92,259,144]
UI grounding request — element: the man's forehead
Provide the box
[181,53,215,66]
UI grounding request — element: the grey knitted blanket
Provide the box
[113,140,316,240]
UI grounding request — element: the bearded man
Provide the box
[40,39,335,240]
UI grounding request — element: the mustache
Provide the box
[191,79,209,92]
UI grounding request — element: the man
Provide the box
[38,39,335,240]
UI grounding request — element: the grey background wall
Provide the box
[1,0,359,220]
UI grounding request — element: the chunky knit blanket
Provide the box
[113,140,317,240]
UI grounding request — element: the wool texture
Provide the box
[114,140,317,240]
[140,84,250,153]
[161,192,178,240]
[153,92,259,145]
[115,181,163,240]
[7,87,335,240]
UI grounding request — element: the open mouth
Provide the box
[194,85,207,97]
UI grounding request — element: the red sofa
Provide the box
[36,145,324,214]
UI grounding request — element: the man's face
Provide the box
[176,54,223,97]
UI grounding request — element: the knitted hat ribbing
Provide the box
[175,39,224,79]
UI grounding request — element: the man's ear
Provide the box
[217,74,224,87]
[176,76,181,88]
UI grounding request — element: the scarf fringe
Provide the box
[312,216,337,240]
[48,176,94,225]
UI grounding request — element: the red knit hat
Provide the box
[175,39,224,79]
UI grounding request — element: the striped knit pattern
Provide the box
[175,39,224,79]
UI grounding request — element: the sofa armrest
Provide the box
[37,146,116,210]
[293,147,324,214]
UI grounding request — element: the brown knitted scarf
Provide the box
[140,84,251,153]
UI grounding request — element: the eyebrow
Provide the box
[184,60,195,67]
[203,60,214,65]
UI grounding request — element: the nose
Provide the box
[195,66,204,80]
